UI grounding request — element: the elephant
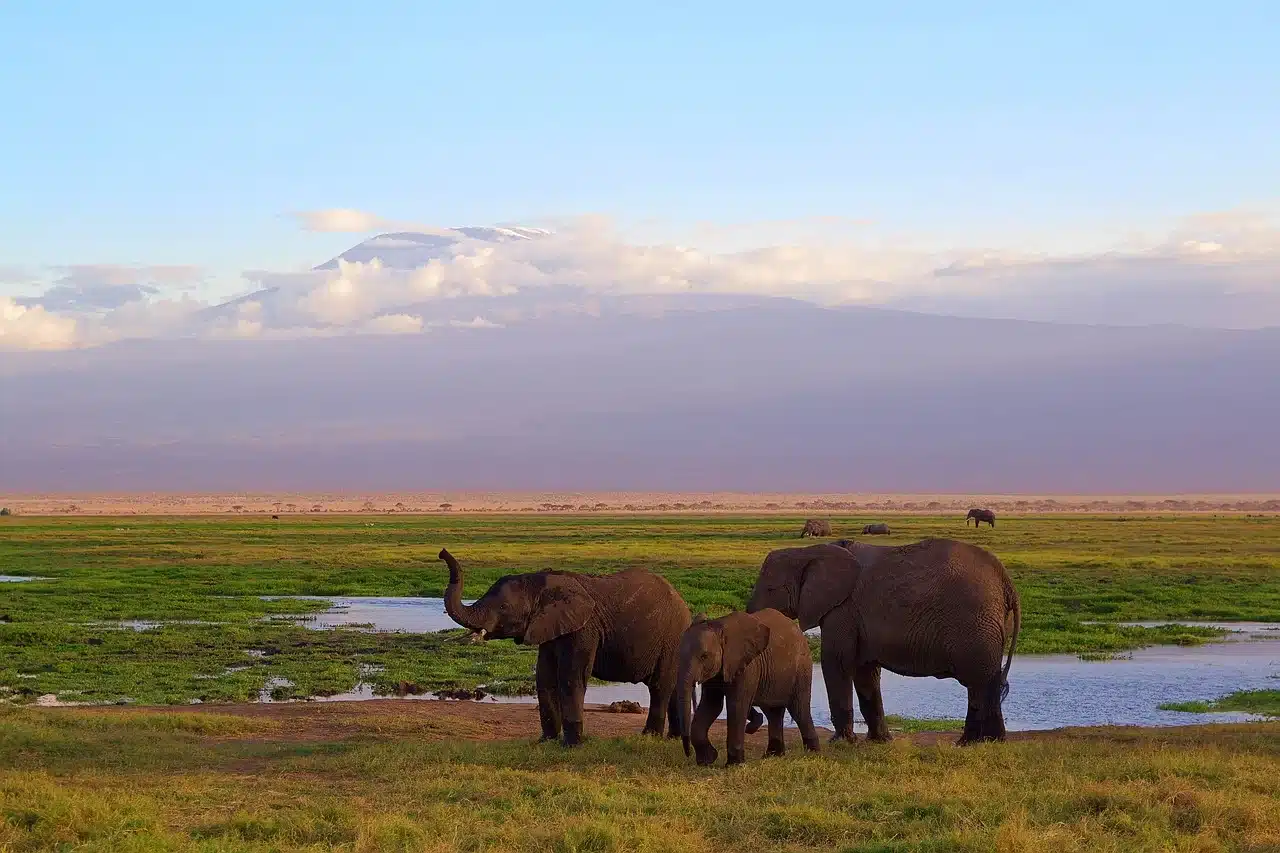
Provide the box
[862,523,891,535]
[691,611,765,735]
[679,609,820,766]
[800,519,832,538]
[745,539,1020,746]
[966,508,996,528]
[438,548,692,746]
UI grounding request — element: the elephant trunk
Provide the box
[679,662,698,757]
[438,549,485,635]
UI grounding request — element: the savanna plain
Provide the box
[0,512,1277,852]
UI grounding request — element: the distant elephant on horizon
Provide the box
[801,519,832,538]
[438,548,692,746]
[746,538,1020,746]
[967,508,996,527]
[862,523,891,535]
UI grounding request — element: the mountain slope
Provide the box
[3,304,1277,492]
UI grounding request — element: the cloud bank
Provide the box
[4,210,1278,350]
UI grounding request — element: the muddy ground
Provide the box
[60,698,1244,751]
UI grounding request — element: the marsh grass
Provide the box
[0,706,1276,851]
[1,514,1277,705]
[1160,689,1280,717]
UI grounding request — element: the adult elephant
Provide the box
[438,549,691,746]
[966,508,996,527]
[745,539,1020,745]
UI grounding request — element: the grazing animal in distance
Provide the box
[679,609,820,766]
[862,523,891,535]
[800,519,832,538]
[967,508,996,528]
[438,548,691,747]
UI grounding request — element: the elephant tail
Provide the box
[1000,593,1021,704]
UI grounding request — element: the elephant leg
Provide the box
[763,706,787,757]
[957,682,985,746]
[746,705,765,734]
[555,640,596,748]
[978,675,1007,742]
[725,691,750,766]
[691,686,723,767]
[853,664,891,743]
[821,652,857,744]
[789,688,821,753]
[791,665,820,753]
[642,668,675,737]
[535,643,562,742]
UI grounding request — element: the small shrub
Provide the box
[0,508,10,516]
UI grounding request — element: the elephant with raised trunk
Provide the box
[438,548,692,746]
[679,609,820,766]
[746,539,1020,746]
[966,508,996,527]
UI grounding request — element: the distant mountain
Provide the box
[3,303,1277,493]
[313,227,551,271]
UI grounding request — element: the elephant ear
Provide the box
[522,576,595,645]
[719,612,771,682]
[797,547,862,631]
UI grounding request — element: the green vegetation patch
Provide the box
[0,513,1276,704]
[1160,689,1280,717]
[0,706,1276,852]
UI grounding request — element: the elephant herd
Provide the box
[438,535,1021,767]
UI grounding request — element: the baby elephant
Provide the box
[678,609,820,766]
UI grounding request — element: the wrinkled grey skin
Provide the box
[862,523,891,535]
[679,609,820,766]
[746,539,1020,746]
[966,508,996,527]
[800,519,832,538]
[439,549,692,747]
[696,607,762,732]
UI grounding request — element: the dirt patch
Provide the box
[52,698,1265,751]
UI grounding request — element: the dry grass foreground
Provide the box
[1,700,1277,852]
[5,492,1280,515]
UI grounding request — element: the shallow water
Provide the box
[277,596,464,632]
[0,575,50,583]
[1088,620,1280,633]
[281,596,1279,730]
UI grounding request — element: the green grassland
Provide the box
[0,705,1276,852]
[1160,689,1280,718]
[0,513,1277,705]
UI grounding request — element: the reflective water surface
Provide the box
[282,596,1279,730]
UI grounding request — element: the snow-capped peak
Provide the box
[314,225,551,271]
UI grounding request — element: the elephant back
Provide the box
[854,538,1014,683]
[588,567,693,682]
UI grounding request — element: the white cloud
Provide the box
[293,208,389,233]
[365,313,424,334]
[0,297,80,350]
[7,209,1279,350]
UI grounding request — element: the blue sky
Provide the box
[2,1,1277,281]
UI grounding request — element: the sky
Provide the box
[2,1,1278,348]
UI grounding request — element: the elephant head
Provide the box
[678,611,771,756]
[745,543,862,631]
[438,549,594,645]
